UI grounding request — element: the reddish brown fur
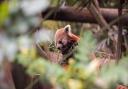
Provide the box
[54,25,80,54]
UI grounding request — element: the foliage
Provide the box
[0,1,9,26]
[75,31,96,64]
[16,31,96,89]
[100,56,128,88]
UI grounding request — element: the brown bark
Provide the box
[42,7,128,25]
[11,62,53,89]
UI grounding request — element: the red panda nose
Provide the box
[57,47,61,50]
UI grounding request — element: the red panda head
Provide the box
[54,25,80,54]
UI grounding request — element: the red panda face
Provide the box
[55,25,80,54]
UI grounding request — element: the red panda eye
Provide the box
[65,27,69,32]
[58,41,62,44]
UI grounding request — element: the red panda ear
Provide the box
[64,25,80,41]
[64,24,71,33]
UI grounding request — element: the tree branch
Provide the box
[42,6,128,25]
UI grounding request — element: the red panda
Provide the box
[54,25,80,55]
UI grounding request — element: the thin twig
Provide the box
[102,13,128,31]
[35,42,49,59]
[87,2,112,32]
[25,74,40,89]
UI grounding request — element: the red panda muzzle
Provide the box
[60,40,77,55]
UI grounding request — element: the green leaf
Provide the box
[0,1,9,26]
